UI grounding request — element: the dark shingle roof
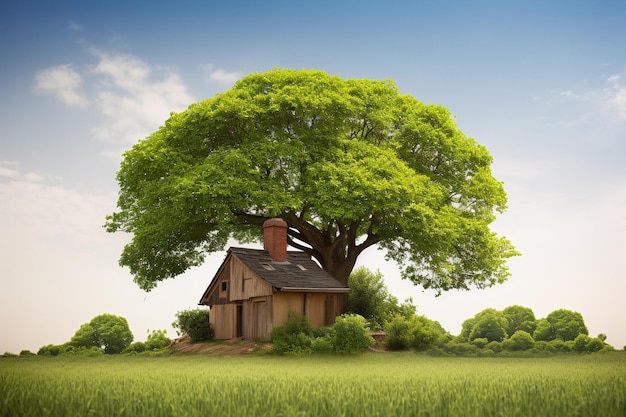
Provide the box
[229,247,349,292]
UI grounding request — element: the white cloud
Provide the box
[0,161,45,181]
[551,70,626,123]
[607,73,626,120]
[32,51,246,157]
[0,169,113,244]
[89,50,196,149]
[0,167,19,178]
[203,64,244,86]
[209,69,244,84]
[33,64,89,108]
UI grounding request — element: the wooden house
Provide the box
[198,218,350,341]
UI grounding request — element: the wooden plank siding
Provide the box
[228,257,273,301]
[209,303,238,340]
[272,292,342,328]
[243,296,273,340]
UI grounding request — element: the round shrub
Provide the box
[384,315,412,350]
[38,344,64,356]
[471,338,489,349]
[172,308,213,342]
[331,314,374,354]
[310,337,334,353]
[145,329,171,350]
[573,334,592,353]
[504,330,535,351]
[384,314,445,351]
[410,316,444,350]
[585,338,606,353]
[123,342,147,354]
[271,312,314,355]
[485,341,503,353]
[534,341,556,353]
[70,314,134,354]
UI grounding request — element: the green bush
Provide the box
[313,326,334,339]
[348,267,416,329]
[19,350,36,357]
[534,341,557,353]
[552,339,576,352]
[410,316,445,350]
[283,311,314,337]
[468,309,508,342]
[331,314,374,354]
[585,337,606,353]
[310,337,334,353]
[37,344,64,356]
[485,341,503,354]
[172,308,213,343]
[442,341,481,356]
[145,329,171,350]
[503,330,535,351]
[69,314,134,354]
[124,342,147,353]
[573,334,592,353]
[72,347,104,356]
[271,312,314,355]
[384,315,412,350]
[471,338,489,349]
[383,314,445,351]
[534,309,588,342]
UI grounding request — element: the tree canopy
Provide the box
[105,68,518,291]
[69,314,134,354]
[533,309,588,342]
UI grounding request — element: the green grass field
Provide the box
[1,352,625,417]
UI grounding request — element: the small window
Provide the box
[260,263,275,271]
[221,281,228,291]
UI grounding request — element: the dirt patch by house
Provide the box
[169,334,271,355]
[169,333,388,355]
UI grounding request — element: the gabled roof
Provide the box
[199,247,350,305]
[228,247,350,292]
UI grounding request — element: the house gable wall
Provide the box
[203,263,231,306]
[229,256,273,301]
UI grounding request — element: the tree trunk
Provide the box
[284,213,380,286]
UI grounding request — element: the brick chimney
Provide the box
[263,218,288,262]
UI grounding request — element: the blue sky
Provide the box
[1,1,625,353]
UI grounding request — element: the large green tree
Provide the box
[502,305,537,336]
[533,309,588,342]
[105,68,518,291]
[69,314,134,354]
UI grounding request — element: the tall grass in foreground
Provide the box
[1,353,625,417]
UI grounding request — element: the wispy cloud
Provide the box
[0,161,20,178]
[68,20,83,31]
[0,163,113,245]
[89,50,196,149]
[33,64,89,108]
[32,50,245,157]
[203,64,244,86]
[606,74,626,120]
[551,69,626,123]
